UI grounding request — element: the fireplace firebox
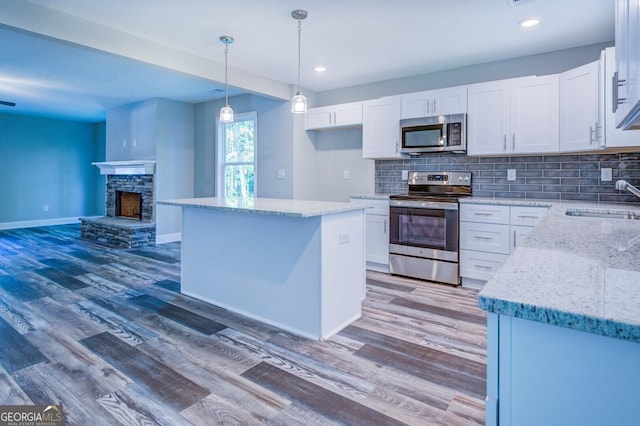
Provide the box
[116,191,142,220]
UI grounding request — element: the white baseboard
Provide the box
[156,232,181,244]
[0,216,81,231]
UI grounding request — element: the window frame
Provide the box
[216,111,258,199]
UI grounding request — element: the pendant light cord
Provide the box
[224,42,229,105]
[297,19,302,94]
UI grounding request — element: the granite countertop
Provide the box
[477,199,640,343]
[349,194,391,200]
[156,197,366,218]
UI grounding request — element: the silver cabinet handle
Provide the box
[517,215,540,220]
[426,99,431,115]
[329,112,332,125]
[513,229,517,249]
[512,134,515,151]
[503,134,507,151]
[384,219,387,234]
[589,126,594,145]
[474,236,493,241]
[433,98,437,113]
[474,212,494,216]
[474,265,493,270]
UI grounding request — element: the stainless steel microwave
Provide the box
[400,113,467,154]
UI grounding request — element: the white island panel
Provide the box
[176,199,365,340]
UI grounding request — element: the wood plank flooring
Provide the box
[0,224,487,425]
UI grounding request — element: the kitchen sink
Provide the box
[565,208,640,220]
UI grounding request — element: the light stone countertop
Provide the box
[475,198,640,342]
[349,194,391,200]
[156,197,366,218]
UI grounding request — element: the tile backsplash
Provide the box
[376,152,640,203]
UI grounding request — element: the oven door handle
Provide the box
[389,199,458,210]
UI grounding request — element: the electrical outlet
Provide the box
[401,170,409,180]
[43,205,48,212]
[277,169,285,179]
[507,169,517,181]
[343,170,350,180]
[339,232,350,244]
[601,168,612,182]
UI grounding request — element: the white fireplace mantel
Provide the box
[92,160,156,175]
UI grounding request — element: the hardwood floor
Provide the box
[0,224,486,425]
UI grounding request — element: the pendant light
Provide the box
[219,35,234,123]
[291,10,308,113]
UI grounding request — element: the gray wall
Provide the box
[194,94,294,199]
[315,42,612,107]
[0,111,103,224]
[376,152,640,203]
[312,128,375,202]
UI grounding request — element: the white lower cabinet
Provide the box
[350,197,389,272]
[460,203,548,288]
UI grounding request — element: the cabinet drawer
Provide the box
[350,198,389,215]
[510,206,548,226]
[460,250,509,281]
[460,204,510,224]
[460,222,511,254]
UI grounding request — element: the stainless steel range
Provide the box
[389,171,472,285]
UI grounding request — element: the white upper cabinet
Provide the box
[305,102,363,131]
[467,79,511,155]
[401,86,468,119]
[604,47,640,148]
[614,0,640,130]
[559,60,603,152]
[362,96,406,159]
[467,75,559,156]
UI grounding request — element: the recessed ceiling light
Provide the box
[314,66,327,73]
[518,18,540,28]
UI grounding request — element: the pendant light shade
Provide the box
[219,35,234,123]
[291,10,308,114]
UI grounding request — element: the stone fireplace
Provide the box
[80,161,157,248]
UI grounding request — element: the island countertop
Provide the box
[477,199,640,342]
[157,197,366,218]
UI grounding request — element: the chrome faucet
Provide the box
[615,180,640,200]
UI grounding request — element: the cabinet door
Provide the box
[460,222,511,255]
[334,102,363,127]
[305,106,332,130]
[604,47,640,147]
[510,75,560,154]
[460,250,509,281]
[362,96,405,159]
[510,206,548,226]
[401,86,468,119]
[614,0,640,126]
[401,90,430,119]
[560,61,600,152]
[460,204,510,224]
[511,225,533,252]
[432,86,468,115]
[467,80,511,155]
[365,214,389,265]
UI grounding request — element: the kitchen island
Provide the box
[156,197,366,340]
[472,198,640,426]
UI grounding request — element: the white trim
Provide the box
[0,216,81,230]
[216,111,258,197]
[156,232,181,244]
[92,160,156,175]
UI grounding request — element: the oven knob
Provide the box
[458,176,463,181]
[464,176,470,182]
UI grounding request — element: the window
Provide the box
[217,112,257,200]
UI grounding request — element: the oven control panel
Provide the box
[408,171,471,186]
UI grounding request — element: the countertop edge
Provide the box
[156,198,367,218]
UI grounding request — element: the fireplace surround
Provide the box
[80,161,156,248]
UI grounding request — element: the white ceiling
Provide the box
[0,0,614,122]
